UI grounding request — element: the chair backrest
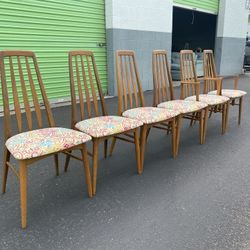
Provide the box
[0,51,55,141]
[203,49,218,93]
[116,50,144,115]
[68,51,107,127]
[152,50,174,106]
[179,50,199,99]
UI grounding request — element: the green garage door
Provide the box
[174,0,219,14]
[0,0,107,105]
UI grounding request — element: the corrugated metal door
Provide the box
[0,0,107,105]
[174,0,219,14]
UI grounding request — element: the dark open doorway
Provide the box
[172,7,217,52]
[171,7,217,80]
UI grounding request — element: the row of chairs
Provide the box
[1,49,246,228]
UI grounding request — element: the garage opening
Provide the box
[171,7,217,80]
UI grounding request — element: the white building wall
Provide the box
[105,0,173,95]
[106,0,173,32]
[217,0,248,38]
[215,0,249,74]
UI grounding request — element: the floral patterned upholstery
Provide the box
[75,116,143,138]
[208,89,247,99]
[185,94,229,106]
[6,127,92,160]
[122,107,180,124]
[157,100,208,114]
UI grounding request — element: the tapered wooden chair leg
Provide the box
[175,115,182,155]
[2,148,10,194]
[109,137,117,157]
[64,151,71,172]
[81,144,93,198]
[199,110,204,145]
[92,140,99,196]
[19,161,27,229]
[104,139,108,158]
[140,125,148,172]
[171,118,177,158]
[238,97,243,125]
[134,129,141,174]
[54,154,59,176]
[203,107,209,144]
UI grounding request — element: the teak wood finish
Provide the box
[67,51,141,196]
[152,50,208,149]
[0,51,92,229]
[114,50,179,170]
[203,49,243,125]
[180,50,229,134]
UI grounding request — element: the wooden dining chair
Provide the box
[203,49,247,125]
[152,50,209,151]
[0,51,93,229]
[179,50,230,135]
[66,51,143,196]
[112,50,181,171]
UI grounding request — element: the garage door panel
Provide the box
[174,0,219,13]
[0,0,107,106]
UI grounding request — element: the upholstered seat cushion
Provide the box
[75,116,143,138]
[6,127,92,160]
[185,94,229,106]
[122,107,180,124]
[157,100,208,114]
[208,89,247,99]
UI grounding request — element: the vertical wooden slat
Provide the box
[120,56,128,110]
[129,56,138,107]
[162,54,169,101]
[116,53,123,115]
[125,56,133,108]
[155,55,161,103]
[210,54,215,90]
[80,56,92,117]
[192,53,198,96]
[191,55,195,95]
[206,54,211,91]
[203,53,208,93]
[74,56,85,120]
[9,57,22,132]
[17,56,33,130]
[184,54,189,97]
[158,55,165,102]
[25,57,43,128]
[188,54,192,95]
[152,53,158,106]
[86,55,99,116]
[68,53,77,127]
[152,53,158,105]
